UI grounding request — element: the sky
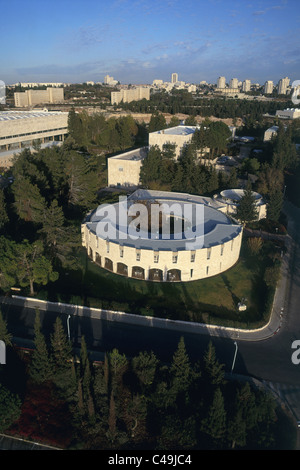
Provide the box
[1,0,300,86]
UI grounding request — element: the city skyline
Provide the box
[1,0,300,86]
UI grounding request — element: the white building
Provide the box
[81,189,243,282]
[149,125,197,159]
[229,78,239,89]
[0,110,68,167]
[217,76,226,89]
[104,75,118,86]
[107,147,148,187]
[264,81,274,94]
[242,80,251,92]
[263,125,279,142]
[275,108,300,120]
[111,87,150,105]
[215,189,267,221]
[14,87,64,107]
[171,73,178,84]
[278,77,290,95]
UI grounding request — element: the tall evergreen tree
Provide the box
[29,309,53,384]
[267,189,283,222]
[0,189,8,231]
[50,317,75,399]
[0,384,21,432]
[170,336,194,403]
[203,341,225,387]
[16,239,58,295]
[201,387,227,445]
[132,351,158,392]
[0,309,12,347]
[235,186,258,225]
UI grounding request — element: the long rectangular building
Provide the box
[111,87,150,105]
[0,110,68,167]
[14,87,64,107]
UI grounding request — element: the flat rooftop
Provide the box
[110,147,148,161]
[150,125,198,136]
[0,111,68,121]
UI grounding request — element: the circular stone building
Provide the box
[81,190,243,282]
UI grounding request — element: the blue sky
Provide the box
[1,0,300,85]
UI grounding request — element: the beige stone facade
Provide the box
[14,87,64,107]
[81,190,243,282]
[111,87,150,105]
[107,147,148,187]
[149,126,197,159]
[0,110,68,167]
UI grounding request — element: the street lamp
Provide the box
[67,314,71,342]
[231,341,238,374]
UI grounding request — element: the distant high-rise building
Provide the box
[14,87,64,107]
[217,76,226,89]
[111,86,150,105]
[229,78,238,89]
[264,80,274,94]
[242,79,251,92]
[171,73,178,83]
[278,77,290,95]
[104,75,118,86]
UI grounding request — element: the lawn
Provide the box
[42,238,279,329]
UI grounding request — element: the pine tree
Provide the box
[170,336,193,402]
[16,240,59,295]
[203,341,225,386]
[0,309,12,347]
[0,384,21,432]
[235,186,258,225]
[108,348,128,392]
[227,407,246,449]
[29,309,53,384]
[132,351,158,391]
[12,176,47,223]
[0,189,8,231]
[267,189,283,222]
[201,387,227,445]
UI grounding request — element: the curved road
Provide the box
[1,202,300,433]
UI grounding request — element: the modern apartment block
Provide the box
[104,75,118,86]
[278,77,290,95]
[111,86,150,105]
[242,79,251,92]
[14,87,64,107]
[217,76,226,89]
[171,73,178,83]
[264,80,274,94]
[229,78,238,89]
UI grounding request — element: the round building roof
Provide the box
[85,190,242,251]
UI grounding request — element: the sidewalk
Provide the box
[1,230,294,343]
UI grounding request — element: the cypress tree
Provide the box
[29,309,53,384]
[50,316,75,399]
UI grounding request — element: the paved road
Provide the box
[1,200,300,435]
